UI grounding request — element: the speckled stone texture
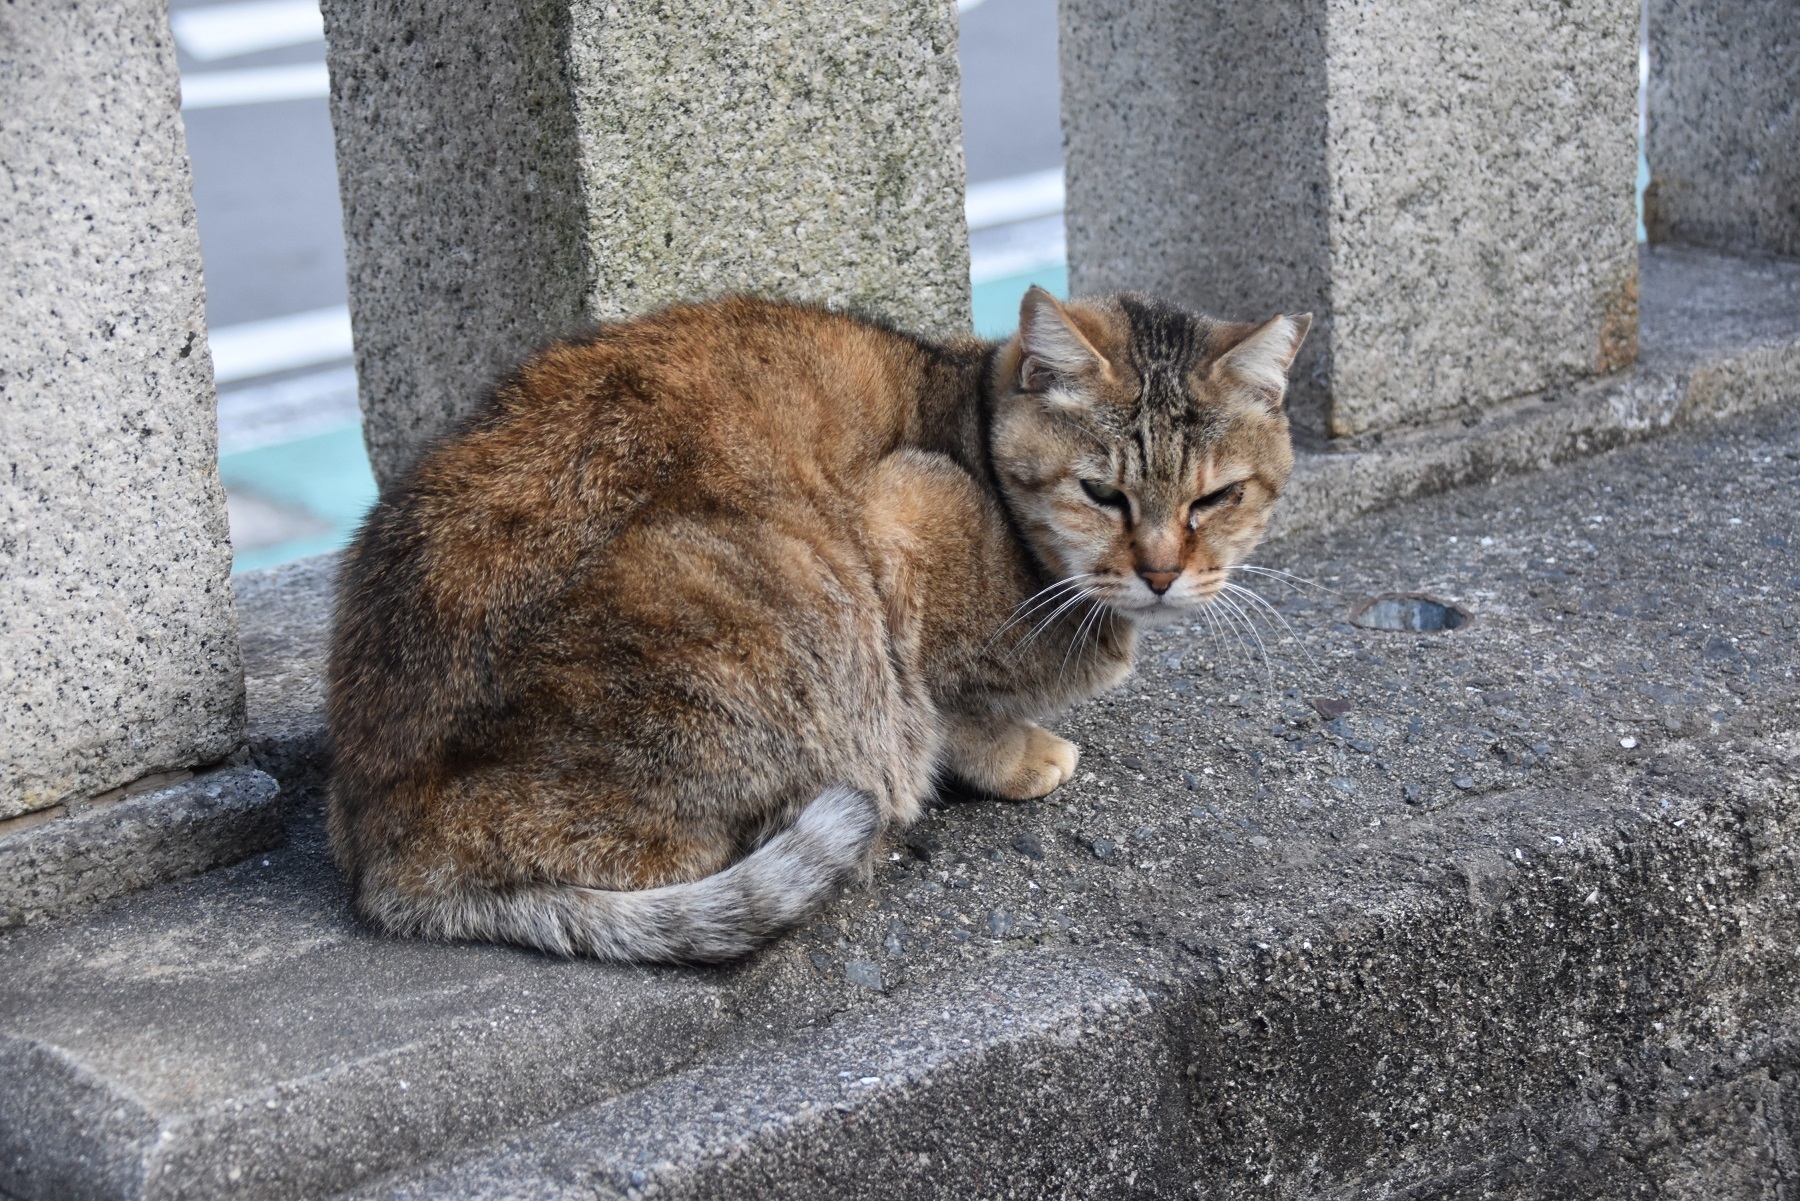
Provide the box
[322,0,971,489]
[1646,0,1800,259]
[0,0,243,821]
[0,766,280,932]
[1061,0,1641,441]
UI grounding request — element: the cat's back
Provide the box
[328,298,961,795]
[422,297,942,518]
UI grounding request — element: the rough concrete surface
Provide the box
[0,766,280,933]
[2,343,1796,1196]
[0,0,244,820]
[235,555,338,815]
[323,0,970,488]
[1062,0,1640,440]
[1646,0,1800,259]
[1271,244,1800,543]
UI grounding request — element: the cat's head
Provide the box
[989,288,1310,628]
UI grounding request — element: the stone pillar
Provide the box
[1645,0,1800,258]
[1061,0,1641,440]
[1,0,244,821]
[322,0,971,488]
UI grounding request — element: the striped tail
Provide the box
[379,785,882,963]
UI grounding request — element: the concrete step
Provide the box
[4,337,1799,1199]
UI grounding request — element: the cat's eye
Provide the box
[1188,481,1245,527]
[1079,478,1125,507]
[1196,481,1244,508]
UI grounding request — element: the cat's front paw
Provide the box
[999,725,1080,799]
[946,716,1081,800]
[986,723,1080,799]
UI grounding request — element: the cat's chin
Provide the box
[1113,601,1189,630]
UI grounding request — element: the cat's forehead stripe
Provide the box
[1118,294,1199,375]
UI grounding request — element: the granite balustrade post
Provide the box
[1645,0,1799,259]
[1,0,245,824]
[1060,0,1642,440]
[321,0,972,489]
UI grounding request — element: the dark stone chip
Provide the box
[1011,832,1045,861]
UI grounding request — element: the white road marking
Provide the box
[208,305,352,383]
[180,62,329,109]
[970,212,1066,283]
[966,167,1064,231]
[171,0,323,61]
[216,364,359,455]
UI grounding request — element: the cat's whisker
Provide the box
[1228,564,1338,597]
[1199,591,1255,678]
[1192,599,1237,678]
[1013,586,1098,658]
[1220,580,1322,679]
[1057,597,1108,689]
[982,574,1096,654]
[981,574,1094,654]
[1210,590,1275,691]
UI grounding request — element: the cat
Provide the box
[326,286,1309,962]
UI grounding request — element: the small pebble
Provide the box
[1091,838,1117,860]
[1619,736,1638,749]
[1121,755,1145,771]
[1011,832,1045,861]
[1131,825,1155,842]
[845,959,884,991]
[1329,777,1358,795]
[1182,771,1203,791]
[1453,776,1476,790]
[987,908,1016,939]
[1402,784,1423,804]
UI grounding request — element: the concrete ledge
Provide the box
[234,555,337,813]
[1272,244,1800,542]
[0,765,279,932]
[1,389,1795,1198]
[359,787,1800,1200]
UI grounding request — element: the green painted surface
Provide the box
[220,425,377,572]
[971,264,1068,339]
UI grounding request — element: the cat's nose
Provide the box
[1138,568,1180,595]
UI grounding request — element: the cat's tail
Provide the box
[372,785,883,963]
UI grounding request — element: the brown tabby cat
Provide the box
[327,288,1309,962]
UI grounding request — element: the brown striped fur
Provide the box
[326,288,1310,961]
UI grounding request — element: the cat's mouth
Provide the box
[1106,593,1198,628]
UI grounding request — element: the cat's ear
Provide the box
[1210,313,1312,406]
[1018,286,1111,395]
